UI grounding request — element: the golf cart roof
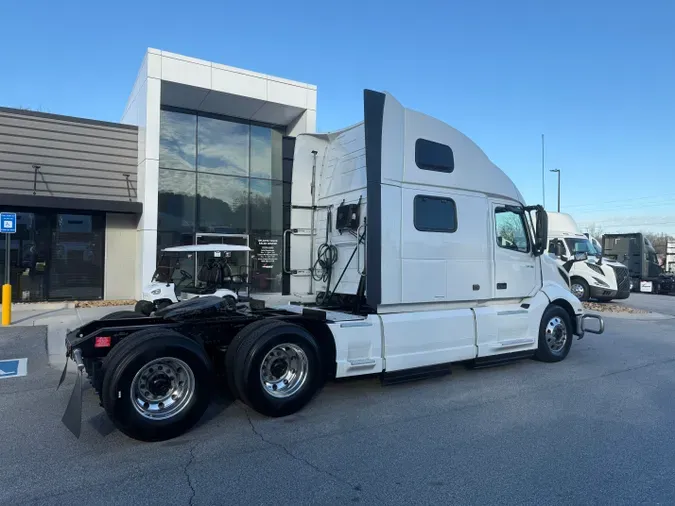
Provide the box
[161,244,252,253]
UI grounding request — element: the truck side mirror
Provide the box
[526,205,548,256]
[553,240,565,259]
[574,252,588,262]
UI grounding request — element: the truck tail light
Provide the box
[94,336,112,348]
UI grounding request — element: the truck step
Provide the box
[381,363,452,386]
[469,350,535,369]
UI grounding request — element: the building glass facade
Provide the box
[0,210,105,302]
[157,109,290,294]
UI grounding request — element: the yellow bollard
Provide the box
[1,284,10,326]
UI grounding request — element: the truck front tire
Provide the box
[101,329,213,442]
[570,277,590,301]
[228,320,324,417]
[534,305,573,363]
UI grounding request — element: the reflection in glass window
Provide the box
[197,116,249,176]
[197,173,248,234]
[158,168,196,233]
[495,210,530,253]
[250,126,283,180]
[250,179,285,234]
[159,110,196,170]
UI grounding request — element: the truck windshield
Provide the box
[564,238,600,257]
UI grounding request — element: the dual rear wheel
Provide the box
[100,321,324,441]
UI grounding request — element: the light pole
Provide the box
[550,169,561,212]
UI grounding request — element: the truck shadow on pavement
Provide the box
[82,381,236,438]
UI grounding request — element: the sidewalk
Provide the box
[8,304,134,367]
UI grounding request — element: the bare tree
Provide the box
[583,223,605,239]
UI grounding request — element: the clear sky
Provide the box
[2,0,673,234]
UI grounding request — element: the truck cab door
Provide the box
[492,202,538,299]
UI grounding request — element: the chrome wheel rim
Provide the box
[571,283,585,299]
[259,343,309,399]
[545,317,568,353]
[130,357,195,420]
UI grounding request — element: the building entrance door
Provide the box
[0,212,50,302]
[195,233,249,293]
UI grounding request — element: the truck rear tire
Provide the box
[224,319,282,399]
[534,305,573,363]
[229,320,324,417]
[101,329,213,442]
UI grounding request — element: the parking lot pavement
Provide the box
[2,315,675,505]
[617,292,675,316]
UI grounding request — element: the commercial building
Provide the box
[0,49,317,302]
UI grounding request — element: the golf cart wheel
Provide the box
[534,305,573,363]
[134,300,155,316]
[230,320,324,417]
[156,300,172,311]
[101,310,145,320]
[570,277,590,301]
[223,295,237,311]
[101,328,213,442]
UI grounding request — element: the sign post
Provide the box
[1,212,17,326]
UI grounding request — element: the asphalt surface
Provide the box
[2,311,675,505]
[617,292,675,316]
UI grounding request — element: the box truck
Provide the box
[59,90,603,442]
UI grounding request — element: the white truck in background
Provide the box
[584,233,603,254]
[546,213,630,301]
[61,90,605,442]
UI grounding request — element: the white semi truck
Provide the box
[546,213,630,301]
[60,90,604,442]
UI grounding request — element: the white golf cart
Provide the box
[134,244,252,315]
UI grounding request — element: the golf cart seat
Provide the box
[220,262,248,295]
[180,260,222,295]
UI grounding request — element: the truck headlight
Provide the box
[151,289,161,295]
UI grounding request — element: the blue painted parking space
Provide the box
[0,358,27,379]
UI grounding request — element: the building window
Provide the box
[197,116,249,177]
[157,109,288,293]
[197,173,249,234]
[495,209,530,253]
[414,195,457,232]
[158,168,196,233]
[159,110,196,171]
[250,126,283,180]
[415,138,454,173]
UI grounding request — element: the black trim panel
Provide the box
[0,193,142,214]
[363,90,385,307]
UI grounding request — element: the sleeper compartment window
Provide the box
[415,138,455,173]
[414,195,457,233]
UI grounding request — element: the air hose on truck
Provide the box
[312,207,338,305]
[314,214,367,307]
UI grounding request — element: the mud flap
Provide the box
[56,359,68,390]
[61,368,83,438]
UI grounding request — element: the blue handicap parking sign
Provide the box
[0,358,27,379]
[1,212,17,233]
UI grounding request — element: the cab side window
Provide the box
[495,210,530,253]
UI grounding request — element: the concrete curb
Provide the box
[12,301,75,311]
